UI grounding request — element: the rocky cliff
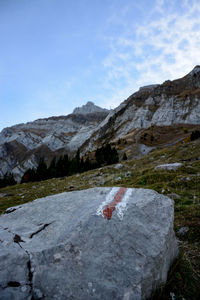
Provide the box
[1,67,200,181]
[0,102,109,181]
[81,66,200,153]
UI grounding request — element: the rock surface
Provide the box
[155,163,183,171]
[0,108,109,181]
[0,187,178,300]
[82,66,200,153]
[73,101,109,115]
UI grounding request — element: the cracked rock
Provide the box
[0,187,178,300]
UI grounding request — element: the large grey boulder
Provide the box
[0,187,178,300]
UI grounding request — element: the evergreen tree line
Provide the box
[190,130,200,141]
[0,172,16,188]
[21,144,119,184]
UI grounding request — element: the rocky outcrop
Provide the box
[0,187,178,300]
[0,108,109,181]
[155,163,183,171]
[73,101,109,115]
[81,66,200,152]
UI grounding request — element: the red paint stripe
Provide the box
[103,187,127,220]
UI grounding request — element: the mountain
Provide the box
[1,66,200,181]
[0,103,109,181]
[81,66,200,154]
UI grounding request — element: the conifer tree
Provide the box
[0,172,16,187]
[123,152,127,160]
[48,156,57,178]
[36,158,48,181]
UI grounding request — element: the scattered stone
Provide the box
[31,186,36,189]
[167,193,181,200]
[177,226,189,237]
[115,176,122,181]
[0,193,13,198]
[114,163,123,169]
[155,163,183,171]
[0,187,178,300]
[124,171,132,177]
[170,292,176,300]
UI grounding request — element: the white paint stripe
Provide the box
[116,188,132,220]
[96,187,120,217]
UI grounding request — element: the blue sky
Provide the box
[0,0,200,131]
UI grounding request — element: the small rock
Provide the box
[114,163,123,169]
[0,193,13,198]
[124,171,131,178]
[170,292,176,300]
[155,163,182,171]
[167,193,181,200]
[177,226,189,236]
[115,176,122,181]
[32,186,36,189]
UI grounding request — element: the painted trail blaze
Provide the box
[103,187,127,220]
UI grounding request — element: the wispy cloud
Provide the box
[101,0,200,109]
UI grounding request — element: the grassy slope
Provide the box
[0,138,200,299]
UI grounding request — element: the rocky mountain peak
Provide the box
[73,101,109,115]
[188,65,200,76]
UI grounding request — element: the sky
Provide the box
[0,0,200,131]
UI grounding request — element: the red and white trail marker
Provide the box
[96,187,132,220]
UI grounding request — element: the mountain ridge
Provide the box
[0,66,200,181]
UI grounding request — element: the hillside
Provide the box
[0,136,199,299]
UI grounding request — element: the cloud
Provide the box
[100,0,200,109]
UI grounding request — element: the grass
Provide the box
[0,138,200,299]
